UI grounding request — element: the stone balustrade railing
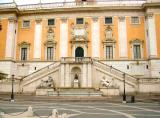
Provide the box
[61,57,92,63]
[0,0,147,11]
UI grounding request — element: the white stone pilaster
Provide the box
[146,13,157,58]
[118,17,128,58]
[87,63,92,87]
[65,64,70,87]
[60,18,68,58]
[91,17,100,58]
[33,19,42,60]
[60,64,65,87]
[82,64,87,88]
[14,20,18,59]
[5,17,16,59]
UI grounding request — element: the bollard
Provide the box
[27,106,33,117]
[0,112,5,118]
[61,113,68,118]
[51,109,58,118]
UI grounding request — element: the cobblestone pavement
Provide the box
[0,100,160,118]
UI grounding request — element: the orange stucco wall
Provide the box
[16,19,35,60]
[126,16,147,59]
[0,19,8,59]
[1,13,160,61]
[100,17,119,59]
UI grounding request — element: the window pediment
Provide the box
[44,40,56,47]
[18,41,30,48]
[130,39,144,44]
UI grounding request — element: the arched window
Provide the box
[75,47,84,57]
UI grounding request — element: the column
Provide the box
[118,17,128,58]
[87,63,92,87]
[33,19,42,60]
[65,64,70,87]
[91,17,100,58]
[60,18,68,58]
[5,17,16,59]
[60,64,65,87]
[82,64,87,87]
[146,13,157,58]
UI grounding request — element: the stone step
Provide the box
[48,92,102,97]
[59,88,99,93]
[36,88,103,96]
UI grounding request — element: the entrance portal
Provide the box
[75,47,84,57]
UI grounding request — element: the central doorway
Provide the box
[75,47,84,57]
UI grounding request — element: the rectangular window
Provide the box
[133,45,141,59]
[21,48,27,60]
[76,18,84,24]
[48,19,55,26]
[23,20,30,28]
[106,46,113,59]
[131,17,140,24]
[105,17,113,24]
[47,47,53,60]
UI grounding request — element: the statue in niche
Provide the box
[73,74,80,88]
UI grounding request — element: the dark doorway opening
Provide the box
[75,47,84,57]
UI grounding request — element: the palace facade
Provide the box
[0,0,160,95]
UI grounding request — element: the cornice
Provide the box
[143,2,160,8]
[0,8,18,14]
[0,5,145,15]
[1,2,160,15]
[18,6,144,15]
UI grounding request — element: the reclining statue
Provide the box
[40,76,56,90]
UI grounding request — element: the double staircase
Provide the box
[20,58,138,95]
